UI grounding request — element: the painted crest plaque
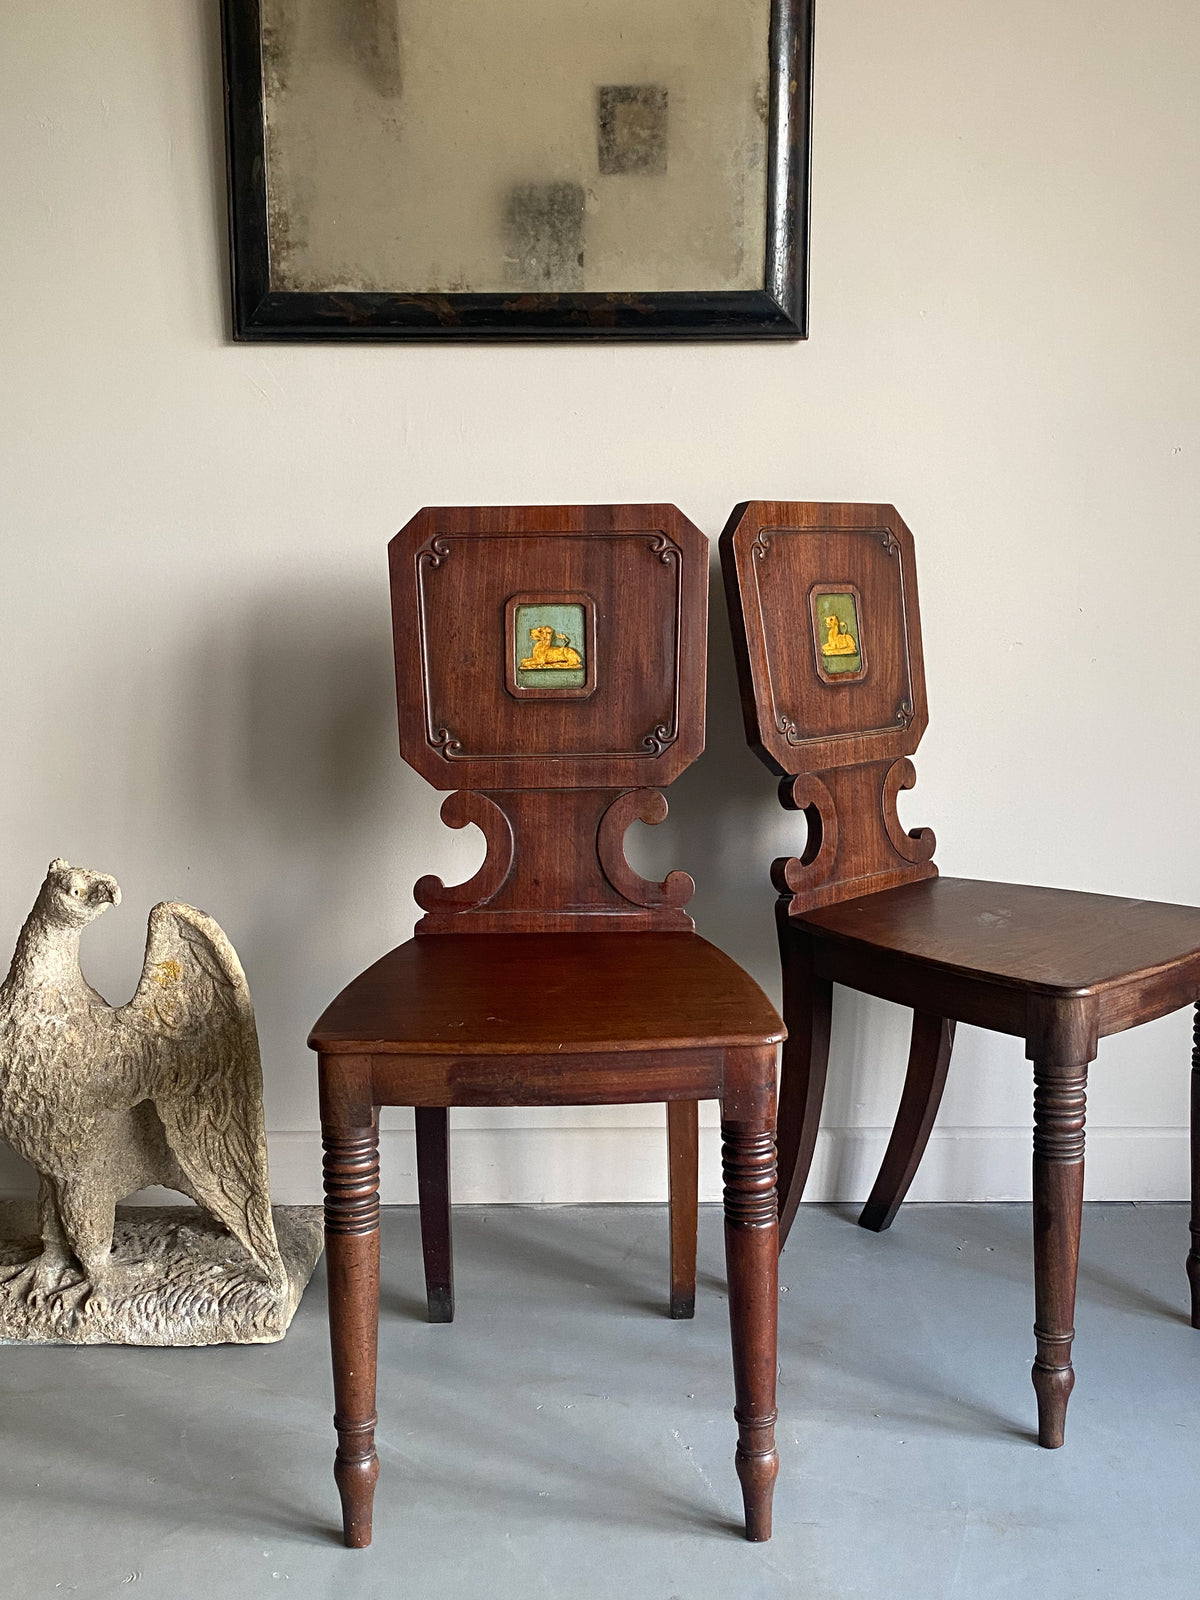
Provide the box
[505,593,597,699]
[810,587,866,682]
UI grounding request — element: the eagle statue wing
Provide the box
[118,902,281,1278]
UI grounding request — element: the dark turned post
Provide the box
[1188,1004,1200,1328]
[415,1107,454,1322]
[1027,998,1095,1449]
[1030,1066,1087,1446]
[721,1046,780,1541]
[321,1059,381,1548]
[666,1100,698,1320]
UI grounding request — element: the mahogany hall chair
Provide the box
[310,504,784,1547]
[720,499,1200,1451]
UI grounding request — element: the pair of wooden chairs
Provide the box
[310,500,1200,1550]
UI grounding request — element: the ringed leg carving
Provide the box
[721,1047,779,1542]
[859,1013,955,1233]
[776,923,832,1250]
[666,1100,698,1319]
[1031,1062,1087,1448]
[415,1107,454,1323]
[1188,1005,1200,1329]
[323,1112,382,1548]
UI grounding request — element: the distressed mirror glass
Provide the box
[221,0,812,339]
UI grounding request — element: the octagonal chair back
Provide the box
[721,498,1200,1455]
[309,504,784,1547]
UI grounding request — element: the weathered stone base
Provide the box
[0,1202,324,1346]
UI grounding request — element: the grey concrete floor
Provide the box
[2,1203,1199,1599]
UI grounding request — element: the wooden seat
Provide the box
[802,879,1200,1016]
[721,498,1200,1452]
[313,932,784,1056]
[311,504,784,1548]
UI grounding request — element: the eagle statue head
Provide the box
[38,859,122,928]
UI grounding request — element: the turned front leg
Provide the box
[1031,1062,1087,1448]
[323,1114,381,1547]
[1187,1005,1200,1328]
[723,1121,779,1538]
[721,1047,780,1541]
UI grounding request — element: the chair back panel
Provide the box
[390,505,707,933]
[720,502,927,775]
[720,501,937,915]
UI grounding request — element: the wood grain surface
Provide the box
[722,497,1200,1456]
[315,504,783,1547]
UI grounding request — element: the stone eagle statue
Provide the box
[0,859,284,1314]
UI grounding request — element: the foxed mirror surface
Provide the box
[260,0,771,296]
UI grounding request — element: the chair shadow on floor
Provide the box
[0,1371,336,1545]
[468,1205,671,1316]
[780,1201,1193,1446]
[837,1199,1189,1324]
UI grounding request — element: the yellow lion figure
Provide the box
[821,614,858,656]
[520,625,583,670]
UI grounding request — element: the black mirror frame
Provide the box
[219,0,814,342]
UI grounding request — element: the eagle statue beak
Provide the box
[91,877,121,909]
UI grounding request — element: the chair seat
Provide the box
[799,876,1200,998]
[309,931,784,1055]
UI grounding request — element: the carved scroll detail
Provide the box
[416,535,453,570]
[597,788,695,910]
[771,773,839,898]
[641,719,678,755]
[413,791,515,912]
[881,758,937,864]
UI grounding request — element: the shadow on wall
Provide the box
[0,565,891,1204]
[625,562,882,1191]
[177,580,402,843]
[163,579,447,1103]
[0,575,454,1201]
[625,563,795,994]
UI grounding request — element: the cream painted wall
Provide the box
[1,1,1197,1207]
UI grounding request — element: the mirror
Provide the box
[221,0,812,338]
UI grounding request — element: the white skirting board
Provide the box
[274,1124,1192,1205]
[0,1125,1188,1208]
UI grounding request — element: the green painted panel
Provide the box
[515,602,587,689]
[813,591,862,676]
